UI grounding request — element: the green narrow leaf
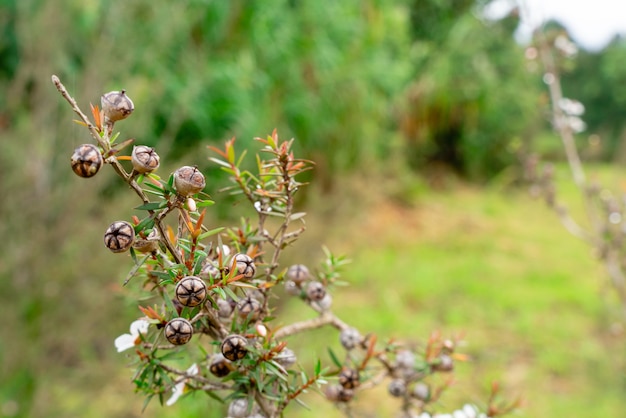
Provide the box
[197,227,225,241]
[130,247,137,264]
[289,212,307,221]
[327,348,342,368]
[195,200,215,208]
[135,202,167,211]
[314,359,321,376]
[134,216,155,233]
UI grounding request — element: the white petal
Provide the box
[462,404,478,418]
[187,363,199,375]
[114,334,136,352]
[165,382,185,406]
[130,319,150,336]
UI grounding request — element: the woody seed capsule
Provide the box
[233,253,256,279]
[164,318,193,345]
[131,145,160,174]
[175,276,207,307]
[104,221,135,253]
[338,368,360,389]
[71,144,103,178]
[173,165,205,196]
[209,353,233,377]
[306,281,326,301]
[286,264,310,284]
[101,90,134,122]
[221,334,248,361]
[236,296,262,320]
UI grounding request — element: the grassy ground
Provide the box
[20,167,626,418]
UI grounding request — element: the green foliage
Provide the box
[561,37,626,160]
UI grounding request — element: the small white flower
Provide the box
[114,319,150,352]
[462,404,479,418]
[555,35,578,57]
[166,363,199,406]
[558,98,585,116]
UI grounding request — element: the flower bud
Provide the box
[101,90,134,122]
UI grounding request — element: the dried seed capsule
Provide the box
[227,398,255,418]
[131,145,160,174]
[101,90,134,122]
[412,382,430,401]
[104,221,135,253]
[236,296,262,320]
[173,165,205,196]
[325,385,354,403]
[274,347,297,369]
[199,261,220,280]
[306,281,326,302]
[208,353,233,377]
[286,264,309,284]
[164,318,193,345]
[395,349,416,370]
[175,276,207,307]
[133,229,159,253]
[284,280,301,296]
[388,378,407,397]
[314,293,332,311]
[338,368,360,389]
[71,144,103,178]
[215,298,233,318]
[432,354,454,372]
[234,253,256,279]
[221,334,248,361]
[340,327,362,350]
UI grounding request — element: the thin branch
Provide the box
[274,311,350,340]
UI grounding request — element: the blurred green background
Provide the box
[1,0,625,417]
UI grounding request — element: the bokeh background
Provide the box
[1,1,625,417]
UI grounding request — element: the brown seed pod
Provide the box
[101,90,134,122]
[339,327,362,350]
[131,145,160,174]
[175,276,207,307]
[215,298,234,318]
[209,353,233,377]
[220,334,248,361]
[71,144,103,178]
[199,261,220,280]
[173,166,205,196]
[388,378,407,397]
[286,264,310,284]
[164,318,193,345]
[236,296,262,321]
[233,253,256,279]
[431,354,454,372]
[306,281,326,302]
[411,382,430,401]
[274,347,297,369]
[325,385,354,403]
[338,368,360,389]
[134,229,160,253]
[103,221,135,253]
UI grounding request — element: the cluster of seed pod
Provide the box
[283,264,332,310]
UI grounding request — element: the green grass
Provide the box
[9,168,626,418]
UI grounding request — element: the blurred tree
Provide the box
[401,2,540,180]
[560,36,626,161]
